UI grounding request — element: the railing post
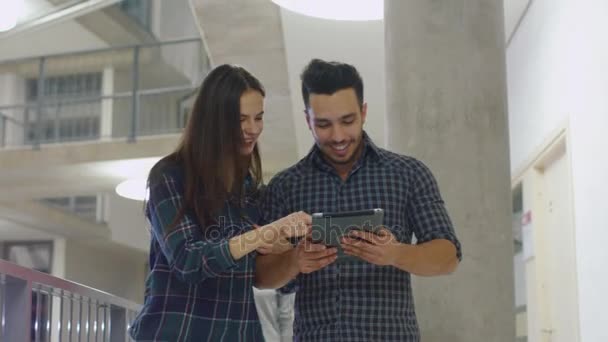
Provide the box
[129,46,140,143]
[3,276,32,341]
[24,107,30,145]
[59,290,64,342]
[102,303,108,341]
[35,285,41,342]
[0,274,5,340]
[54,102,61,143]
[0,260,142,342]
[47,288,54,341]
[35,57,46,150]
[78,294,83,341]
[87,298,92,341]
[109,305,127,342]
[178,98,186,129]
[197,39,204,85]
[0,114,6,148]
[69,293,74,342]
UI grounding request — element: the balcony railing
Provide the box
[0,37,208,149]
[0,259,141,341]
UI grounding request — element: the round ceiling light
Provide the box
[0,0,23,32]
[271,0,383,21]
[115,178,148,201]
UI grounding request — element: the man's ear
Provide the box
[361,103,368,124]
[304,109,312,130]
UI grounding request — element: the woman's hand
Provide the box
[256,211,311,254]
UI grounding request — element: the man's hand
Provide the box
[341,228,400,266]
[295,237,338,274]
[256,236,293,255]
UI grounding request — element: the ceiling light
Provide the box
[0,0,23,32]
[115,178,148,201]
[271,0,383,21]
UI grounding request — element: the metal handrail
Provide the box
[0,259,141,341]
[0,84,198,110]
[0,259,140,311]
[0,37,205,148]
[0,37,202,65]
[0,93,131,111]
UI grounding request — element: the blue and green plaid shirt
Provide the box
[129,164,265,341]
[262,132,462,342]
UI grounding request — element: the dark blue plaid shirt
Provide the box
[262,133,462,342]
[129,164,265,341]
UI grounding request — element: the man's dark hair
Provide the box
[300,59,364,110]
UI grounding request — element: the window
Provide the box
[41,195,103,223]
[25,73,102,143]
[119,0,152,31]
[26,73,101,100]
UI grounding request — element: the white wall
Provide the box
[506,0,576,172]
[64,239,146,303]
[152,0,202,85]
[280,9,386,157]
[153,0,199,41]
[507,1,608,341]
[52,238,66,278]
[0,73,26,146]
[567,2,608,341]
[107,193,149,252]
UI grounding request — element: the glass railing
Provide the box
[0,37,208,149]
[118,0,152,32]
[0,259,141,341]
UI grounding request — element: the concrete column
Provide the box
[100,67,114,140]
[0,73,26,146]
[385,1,515,341]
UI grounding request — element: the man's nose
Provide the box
[331,125,347,142]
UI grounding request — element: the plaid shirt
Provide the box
[129,165,265,342]
[262,132,462,342]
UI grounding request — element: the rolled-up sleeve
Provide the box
[406,160,462,261]
[148,172,237,284]
[260,178,299,294]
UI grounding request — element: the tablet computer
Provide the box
[311,208,384,263]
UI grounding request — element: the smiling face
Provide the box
[306,88,367,170]
[239,89,264,156]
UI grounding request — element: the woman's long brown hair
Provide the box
[148,64,264,231]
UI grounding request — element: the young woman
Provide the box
[129,64,309,341]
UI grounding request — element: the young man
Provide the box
[256,59,462,341]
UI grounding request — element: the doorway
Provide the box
[534,137,580,342]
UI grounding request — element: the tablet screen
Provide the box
[311,208,384,263]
